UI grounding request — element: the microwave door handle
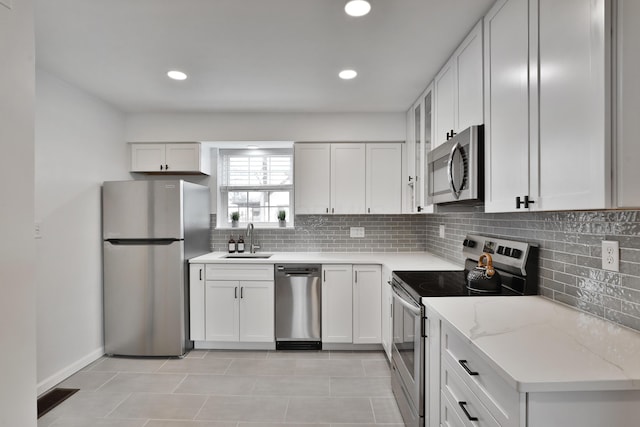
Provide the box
[447,142,461,199]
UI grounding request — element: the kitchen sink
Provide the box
[223,253,273,259]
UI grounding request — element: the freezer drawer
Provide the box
[103,240,185,356]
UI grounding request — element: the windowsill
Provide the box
[216,225,295,230]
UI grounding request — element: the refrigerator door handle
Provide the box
[105,238,180,245]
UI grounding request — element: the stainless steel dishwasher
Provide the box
[275,264,322,350]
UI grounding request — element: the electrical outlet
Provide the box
[350,227,365,238]
[602,240,619,272]
[439,224,445,238]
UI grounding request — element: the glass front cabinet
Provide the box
[405,84,434,213]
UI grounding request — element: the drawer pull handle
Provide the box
[459,359,479,376]
[458,401,478,421]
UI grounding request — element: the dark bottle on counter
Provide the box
[228,235,236,253]
[237,234,245,253]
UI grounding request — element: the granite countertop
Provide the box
[190,251,463,272]
[422,295,640,393]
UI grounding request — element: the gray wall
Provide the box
[211,214,428,253]
[424,211,640,332]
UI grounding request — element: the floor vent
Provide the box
[37,388,79,418]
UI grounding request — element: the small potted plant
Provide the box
[230,211,240,227]
[277,210,286,227]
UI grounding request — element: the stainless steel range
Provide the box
[390,234,539,427]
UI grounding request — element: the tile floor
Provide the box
[38,350,404,427]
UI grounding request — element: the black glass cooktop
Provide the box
[392,270,521,303]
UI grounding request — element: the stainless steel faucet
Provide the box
[246,222,260,253]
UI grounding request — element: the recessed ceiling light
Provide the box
[247,145,259,149]
[345,0,371,17]
[167,70,187,81]
[339,69,358,80]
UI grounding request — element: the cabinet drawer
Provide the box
[441,390,468,427]
[205,264,274,281]
[442,325,520,427]
[442,358,500,427]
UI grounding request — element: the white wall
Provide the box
[126,112,406,142]
[35,69,129,394]
[0,1,37,426]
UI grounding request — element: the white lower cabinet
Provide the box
[190,264,274,344]
[380,266,393,360]
[429,321,640,427]
[321,264,353,343]
[322,264,382,345]
[353,265,381,344]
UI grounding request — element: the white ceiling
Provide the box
[34,0,494,114]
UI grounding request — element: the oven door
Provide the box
[391,283,423,427]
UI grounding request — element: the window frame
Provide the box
[217,148,294,228]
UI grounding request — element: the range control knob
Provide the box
[497,246,505,255]
[511,249,523,259]
[463,239,476,248]
[503,247,512,257]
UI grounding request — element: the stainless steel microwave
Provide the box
[427,125,483,205]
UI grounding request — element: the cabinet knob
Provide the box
[165,164,169,170]
[160,164,164,170]
[417,206,423,212]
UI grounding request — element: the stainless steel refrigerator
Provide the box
[102,180,210,357]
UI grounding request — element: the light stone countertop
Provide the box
[422,295,640,393]
[189,251,463,272]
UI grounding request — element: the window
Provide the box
[218,148,293,227]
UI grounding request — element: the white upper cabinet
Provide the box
[331,144,366,214]
[456,23,484,132]
[295,142,403,215]
[405,86,434,213]
[366,143,402,214]
[434,62,456,148]
[485,0,612,212]
[433,21,484,148]
[484,0,531,212]
[130,142,211,175]
[294,143,331,214]
[617,0,640,207]
[535,0,611,211]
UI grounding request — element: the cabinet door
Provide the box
[366,144,402,214]
[131,144,165,172]
[484,0,531,213]
[189,264,205,341]
[617,0,640,207]
[380,267,392,360]
[321,264,353,343]
[456,21,484,132]
[535,0,610,210]
[165,143,201,173]
[205,280,240,342]
[434,60,456,147]
[295,143,331,214]
[239,280,274,342]
[331,144,366,214]
[353,265,382,344]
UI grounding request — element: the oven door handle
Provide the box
[391,287,422,316]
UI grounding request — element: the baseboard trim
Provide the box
[37,347,104,397]
[194,341,276,350]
